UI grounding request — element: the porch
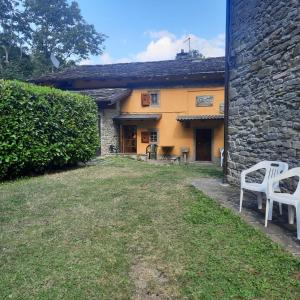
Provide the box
[176,114,224,163]
[192,177,300,255]
[112,113,224,163]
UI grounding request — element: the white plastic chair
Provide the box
[265,167,300,239]
[240,161,289,215]
[220,148,224,167]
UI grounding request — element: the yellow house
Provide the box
[117,87,224,161]
[33,56,225,162]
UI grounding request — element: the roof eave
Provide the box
[113,114,162,121]
[177,115,225,121]
[31,71,225,84]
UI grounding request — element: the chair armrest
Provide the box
[241,163,264,186]
[241,170,247,186]
[267,169,296,197]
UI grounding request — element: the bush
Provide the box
[0,80,99,179]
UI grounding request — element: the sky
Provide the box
[76,0,226,65]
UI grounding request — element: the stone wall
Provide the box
[99,104,120,155]
[227,0,300,185]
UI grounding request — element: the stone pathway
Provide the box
[192,178,300,256]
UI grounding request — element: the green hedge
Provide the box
[0,80,99,179]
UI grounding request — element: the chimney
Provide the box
[175,49,190,60]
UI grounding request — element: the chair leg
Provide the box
[288,205,295,225]
[265,198,270,227]
[239,189,244,213]
[257,193,263,210]
[279,203,283,215]
[268,199,274,221]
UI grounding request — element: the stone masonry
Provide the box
[227,0,300,185]
[99,104,120,155]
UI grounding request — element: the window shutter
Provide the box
[141,93,151,106]
[141,131,150,143]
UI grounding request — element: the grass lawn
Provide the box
[1,157,300,299]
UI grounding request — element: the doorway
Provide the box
[196,129,212,161]
[123,125,137,153]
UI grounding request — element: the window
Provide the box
[141,130,158,144]
[149,91,160,106]
[149,129,158,143]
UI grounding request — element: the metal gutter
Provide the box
[223,0,232,184]
[176,115,224,121]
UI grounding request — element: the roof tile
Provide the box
[32,57,225,83]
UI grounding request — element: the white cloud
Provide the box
[136,35,179,61]
[79,58,93,65]
[99,52,113,65]
[136,31,225,62]
[80,31,225,65]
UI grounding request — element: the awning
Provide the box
[113,114,162,121]
[177,115,224,121]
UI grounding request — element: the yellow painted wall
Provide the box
[120,87,224,161]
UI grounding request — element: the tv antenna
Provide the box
[184,37,191,53]
[50,53,60,69]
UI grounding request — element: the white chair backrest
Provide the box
[293,168,300,196]
[280,167,300,196]
[262,161,289,185]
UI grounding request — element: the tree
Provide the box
[0,46,33,79]
[0,0,32,79]
[0,0,106,79]
[25,0,106,75]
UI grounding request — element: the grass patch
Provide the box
[183,190,300,299]
[1,157,299,299]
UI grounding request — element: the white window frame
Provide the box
[148,90,160,107]
[149,129,159,144]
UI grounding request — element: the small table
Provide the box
[160,146,174,160]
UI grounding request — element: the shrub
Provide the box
[0,80,99,179]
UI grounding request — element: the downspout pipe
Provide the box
[223,0,232,184]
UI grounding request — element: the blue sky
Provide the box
[76,0,226,64]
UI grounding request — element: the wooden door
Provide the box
[196,129,212,161]
[123,125,137,153]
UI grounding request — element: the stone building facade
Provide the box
[72,88,131,155]
[99,104,120,155]
[226,0,300,185]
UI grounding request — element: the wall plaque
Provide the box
[196,95,214,107]
[219,102,225,114]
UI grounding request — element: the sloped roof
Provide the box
[72,88,131,104]
[32,57,225,84]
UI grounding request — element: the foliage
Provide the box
[0,46,33,80]
[0,80,99,179]
[24,0,106,76]
[0,0,106,79]
[0,0,31,79]
[0,157,299,299]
